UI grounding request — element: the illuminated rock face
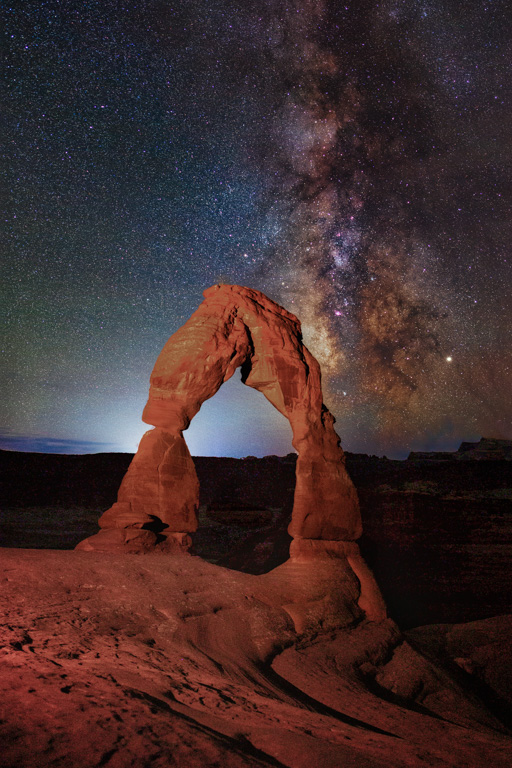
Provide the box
[77,284,361,553]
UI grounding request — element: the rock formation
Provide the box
[74,285,387,622]
[78,284,361,555]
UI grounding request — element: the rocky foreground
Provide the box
[1,547,511,768]
[1,446,511,766]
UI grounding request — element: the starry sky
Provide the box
[3,0,511,459]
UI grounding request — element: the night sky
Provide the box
[3,0,511,459]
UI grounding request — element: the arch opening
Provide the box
[183,370,296,571]
[185,370,294,459]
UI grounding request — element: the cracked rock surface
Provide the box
[1,548,510,768]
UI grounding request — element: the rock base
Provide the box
[75,529,192,555]
[289,538,387,623]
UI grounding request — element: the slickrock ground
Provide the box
[1,548,510,768]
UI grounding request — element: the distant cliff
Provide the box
[408,437,512,461]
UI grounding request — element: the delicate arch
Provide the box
[78,285,361,553]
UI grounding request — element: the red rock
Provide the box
[1,549,509,768]
[288,539,387,622]
[78,284,361,552]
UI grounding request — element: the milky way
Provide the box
[255,0,512,451]
[3,0,511,457]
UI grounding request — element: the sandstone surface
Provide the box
[1,548,510,768]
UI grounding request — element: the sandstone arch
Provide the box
[78,284,361,553]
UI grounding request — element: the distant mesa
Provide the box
[408,437,512,462]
